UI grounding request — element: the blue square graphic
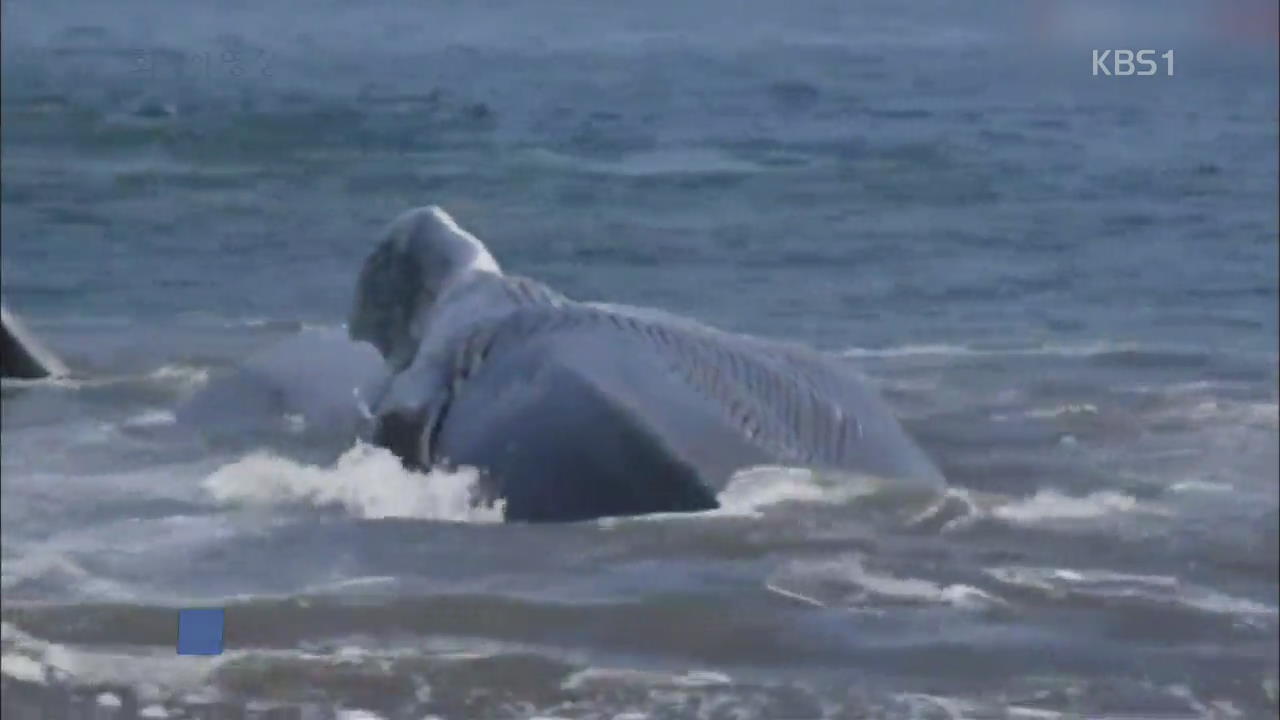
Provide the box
[177,608,225,655]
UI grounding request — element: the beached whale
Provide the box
[2,303,67,380]
[349,206,945,522]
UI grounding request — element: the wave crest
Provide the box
[202,443,504,523]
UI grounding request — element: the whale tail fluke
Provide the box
[2,303,67,379]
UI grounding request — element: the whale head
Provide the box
[349,206,501,371]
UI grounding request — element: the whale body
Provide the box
[2,303,67,379]
[175,327,386,442]
[350,206,945,522]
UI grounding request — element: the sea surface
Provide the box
[2,1,1278,718]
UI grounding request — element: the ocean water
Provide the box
[2,1,1278,718]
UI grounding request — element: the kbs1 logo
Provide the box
[1092,50,1175,76]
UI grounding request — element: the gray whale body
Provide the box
[2,303,67,380]
[351,206,945,522]
[176,327,384,442]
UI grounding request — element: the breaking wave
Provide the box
[202,443,504,523]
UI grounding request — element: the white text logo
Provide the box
[1092,50,1174,76]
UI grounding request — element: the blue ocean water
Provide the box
[2,1,1277,717]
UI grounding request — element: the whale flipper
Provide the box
[2,304,67,379]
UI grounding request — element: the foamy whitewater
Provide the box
[204,444,504,523]
[3,0,1278,717]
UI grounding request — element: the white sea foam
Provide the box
[1,653,46,684]
[0,622,214,694]
[122,409,178,428]
[1242,402,1279,428]
[599,466,885,526]
[1168,480,1236,494]
[767,555,1005,611]
[301,575,400,595]
[1,619,505,713]
[715,466,883,516]
[0,552,93,590]
[1,376,62,390]
[991,489,1163,525]
[907,487,983,533]
[203,442,504,523]
[895,693,981,720]
[561,667,732,691]
[0,375,99,391]
[2,364,211,392]
[984,566,1278,619]
[597,465,939,528]
[1005,706,1066,719]
[336,711,388,720]
[1023,403,1099,420]
[149,363,212,388]
[0,550,138,601]
[1151,398,1280,430]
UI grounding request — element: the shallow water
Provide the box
[3,1,1278,718]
